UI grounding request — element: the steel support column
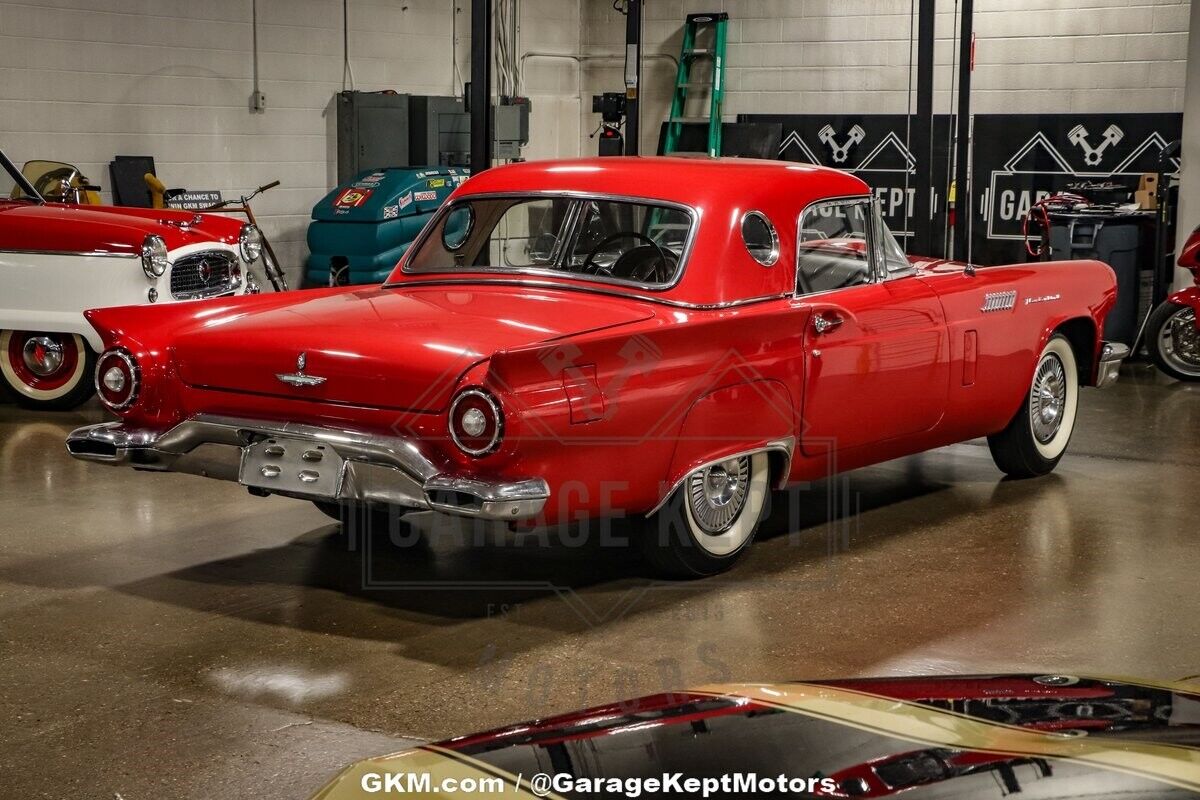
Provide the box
[911,0,936,256]
[470,0,493,174]
[624,0,643,155]
[953,0,975,261]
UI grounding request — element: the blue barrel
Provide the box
[305,166,468,286]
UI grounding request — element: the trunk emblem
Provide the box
[276,352,326,388]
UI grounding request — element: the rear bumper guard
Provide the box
[65,414,549,522]
[1094,341,1129,388]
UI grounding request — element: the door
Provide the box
[796,198,949,456]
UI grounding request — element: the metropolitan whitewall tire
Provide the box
[0,330,96,411]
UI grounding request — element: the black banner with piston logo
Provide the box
[741,112,1181,265]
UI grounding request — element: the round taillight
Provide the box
[95,349,140,410]
[448,388,502,456]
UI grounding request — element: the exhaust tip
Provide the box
[66,437,120,460]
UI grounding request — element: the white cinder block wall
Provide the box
[0,0,580,287]
[581,0,1190,157]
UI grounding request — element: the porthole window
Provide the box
[441,205,474,251]
[741,211,779,266]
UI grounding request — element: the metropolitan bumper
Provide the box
[65,415,549,521]
[1095,341,1129,388]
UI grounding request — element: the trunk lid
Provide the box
[172,285,654,411]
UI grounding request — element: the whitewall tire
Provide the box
[0,330,96,411]
[988,334,1079,478]
[640,451,771,578]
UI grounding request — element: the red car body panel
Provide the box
[0,200,241,254]
[73,158,1118,525]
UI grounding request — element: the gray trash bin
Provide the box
[1047,212,1147,346]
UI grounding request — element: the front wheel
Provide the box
[988,334,1079,479]
[0,330,96,410]
[638,452,771,578]
[1147,301,1200,382]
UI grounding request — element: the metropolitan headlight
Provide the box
[140,235,168,278]
[239,223,263,263]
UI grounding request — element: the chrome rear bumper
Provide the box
[66,414,548,522]
[1095,341,1130,388]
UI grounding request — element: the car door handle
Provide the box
[812,313,844,335]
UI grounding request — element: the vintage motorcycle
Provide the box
[1147,226,1200,381]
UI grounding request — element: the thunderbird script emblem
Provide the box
[276,352,326,387]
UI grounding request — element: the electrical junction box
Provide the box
[336,91,411,184]
[409,95,471,167]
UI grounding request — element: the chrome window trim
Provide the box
[441,204,474,251]
[741,210,780,267]
[872,200,917,281]
[794,194,880,297]
[388,276,790,310]
[0,248,138,259]
[391,189,701,294]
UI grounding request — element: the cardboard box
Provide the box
[1139,172,1159,192]
[1135,188,1158,210]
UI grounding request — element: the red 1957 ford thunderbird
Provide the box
[66,157,1126,576]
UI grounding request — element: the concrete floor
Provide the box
[1,363,1198,798]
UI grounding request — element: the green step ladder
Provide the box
[663,12,729,157]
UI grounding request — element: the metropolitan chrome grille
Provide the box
[169,250,241,300]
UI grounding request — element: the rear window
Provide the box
[402,195,694,288]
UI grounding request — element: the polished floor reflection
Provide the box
[1,364,1198,798]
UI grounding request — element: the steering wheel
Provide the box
[581,232,673,282]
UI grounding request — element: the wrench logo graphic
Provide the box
[1067,123,1124,166]
[818,124,866,164]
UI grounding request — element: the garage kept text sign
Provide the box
[970,113,1180,264]
[739,113,953,256]
[741,112,1180,265]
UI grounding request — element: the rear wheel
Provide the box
[988,334,1079,478]
[0,330,96,410]
[1148,301,1200,382]
[639,452,770,578]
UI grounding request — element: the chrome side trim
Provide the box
[981,290,1018,312]
[645,437,796,518]
[0,247,138,259]
[65,416,547,522]
[1094,341,1129,388]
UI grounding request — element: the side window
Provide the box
[796,199,873,295]
[487,197,573,268]
[877,211,911,274]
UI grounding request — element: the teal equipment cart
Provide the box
[305,166,467,286]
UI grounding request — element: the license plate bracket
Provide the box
[239,436,344,498]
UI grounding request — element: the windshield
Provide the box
[402,194,694,287]
[1,151,43,202]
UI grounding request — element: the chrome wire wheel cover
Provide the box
[1160,307,1200,376]
[22,336,64,377]
[1030,353,1068,444]
[687,456,751,534]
